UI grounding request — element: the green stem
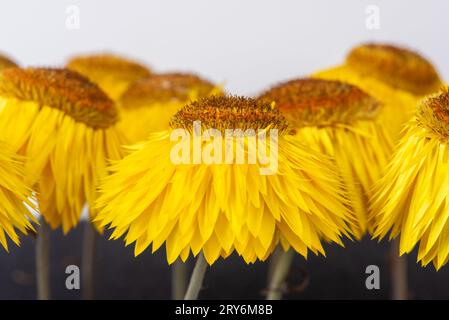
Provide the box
[184,252,207,300]
[36,217,51,300]
[82,222,97,300]
[172,259,188,300]
[267,246,282,285]
[391,238,408,300]
[266,249,294,300]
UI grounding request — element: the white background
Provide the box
[0,0,447,96]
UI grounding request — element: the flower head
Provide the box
[118,72,220,142]
[66,54,151,100]
[371,87,449,269]
[313,43,443,144]
[0,67,127,233]
[260,78,387,239]
[259,78,379,127]
[346,43,442,95]
[95,95,353,265]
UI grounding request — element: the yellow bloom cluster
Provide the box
[0,42,447,273]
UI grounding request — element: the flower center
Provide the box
[0,68,118,129]
[259,78,380,127]
[346,43,442,95]
[417,87,449,139]
[169,95,290,133]
[120,73,216,109]
[67,54,151,83]
[0,54,17,70]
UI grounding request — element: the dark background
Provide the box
[1,222,448,300]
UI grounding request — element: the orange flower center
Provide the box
[259,78,380,127]
[67,54,151,83]
[120,73,215,108]
[417,87,449,138]
[0,54,17,70]
[346,43,442,95]
[0,68,118,129]
[170,95,290,133]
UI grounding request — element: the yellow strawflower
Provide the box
[259,78,388,239]
[66,53,151,100]
[95,96,353,265]
[118,72,221,143]
[0,67,127,233]
[313,43,443,145]
[371,88,449,270]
